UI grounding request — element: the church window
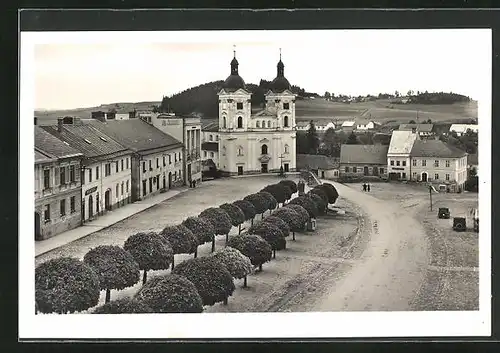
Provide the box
[209,134,213,141]
[222,116,226,128]
[284,144,289,154]
[237,116,243,128]
[267,120,271,128]
[256,121,260,128]
[284,116,289,127]
[237,146,244,156]
[261,144,268,155]
[283,103,290,110]
[237,102,243,110]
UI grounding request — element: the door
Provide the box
[321,171,325,178]
[88,195,94,218]
[237,166,244,175]
[261,163,268,173]
[105,190,111,211]
[284,163,289,172]
[421,172,428,182]
[168,172,172,188]
[373,166,379,176]
[187,164,192,182]
[35,212,41,240]
[364,166,369,176]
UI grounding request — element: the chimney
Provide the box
[34,117,38,125]
[57,117,64,132]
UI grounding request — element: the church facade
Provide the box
[217,51,297,176]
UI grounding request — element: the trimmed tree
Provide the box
[124,232,174,285]
[272,207,303,240]
[280,184,293,204]
[83,245,140,303]
[308,192,327,215]
[161,225,196,268]
[310,186,329,205]
[258,191,278,216]
[135,274,203,313]
[248,222,286,259]
[285,204,310,230]
[227,234,272,272]
[320,182,339,204]
[262,184,286,206]
[199,207,233,251]
[172,257,235,306]
[263,215,290,238]
[211,247,253,288]
[177,224,200,257]
[35,257,100,314]
[182,216,216,252]
[220,203,246,237]
[244,193,268,220]
[279,179,298,194]
[233,199,257,226]
[289,195,319,219]
[92,298,152,314]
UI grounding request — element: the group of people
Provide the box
[362,183,371,192]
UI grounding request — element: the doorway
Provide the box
[364,166,369,176]
[105,189,111,211]
[261,163,268,173]
[237,166,244,175]
[35,212,41,240]
[88,195,94,218]
[373,166,379,176]
[421,172,428,182]
[284,163,289,172]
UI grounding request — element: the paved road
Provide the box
[309,181,429,311]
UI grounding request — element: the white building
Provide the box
[387,129,419,180]
[217,51,297,175]
[449,124,478,136]
[341,121,356,132]
[297,121,336,132]
[355,120,376,131]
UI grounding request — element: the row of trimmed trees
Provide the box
[35,179,339,314]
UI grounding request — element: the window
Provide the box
[116,184,119,197]
[446,160,450,167]
[115,161,118,173]
[284,144,289,154]
[121,182,124,195]
[412,172,417,179]
[43,169,50,189]
[284,116,289,127]
[412,159,417,167]
[216,135,219,141]
[126,158,129,169]
[204,151,207,157]
[435,173,439,180]
[209,135,213,141]
[390,160,394,166]
[70,196,76,213]
[156,158,159,168]
[223,116,227,128]
[345,167,349,173]
[126,180,129,193]
[88,168,92,183]
[81,169,86,184]
[353,167,357,173]
[261,144,268,155]
[402,172,406,179]
[237,116,243,128]
[210,152,215,158]
[60,199,66,216]
[60,167,66,184]
[283,103,290,110]
[105,163,111,176]
[422,160,427,167]
[169,155,172,164]
[256,121,260,128]
[142,161,146,173]
[434,160,439,167]
[237,146,243,156]
[69,166,75,182]
[142,180,147,196]
[267,120,271,128]
[402,161,406,167]
[396,161,400,166]
[237,102,243,110]
[149,160,152,170]
[95,166,99,180]
[446,174,450,181]
[121,159,124,171]
[163,156,166,166]
[44,204,50,222]
[379,167,384,174]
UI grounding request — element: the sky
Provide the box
[32,29,490,110]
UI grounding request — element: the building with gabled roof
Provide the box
[387,129,419,180]
[339,144,389,180]
[296,154,340,180]
[399,123,434,137]
[449,124,478,136]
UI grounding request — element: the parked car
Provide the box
[452,217,467,232]
[438,207,450,219]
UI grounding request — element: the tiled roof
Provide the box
[296,154,340,170]
[340,144,389,165]
[35,126,82,159]
[410,140,467,158]
[252,109,276,118]
[388,130,418,154]
[341,121,356,127]
[41,124,130,159]
[399,124,434,132]
[202,142,219,152]
[86,119,183,153]
[202,121,219,132]
[35,149,55,163]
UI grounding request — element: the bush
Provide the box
[182,216,216,246]
[284,204,310,226]
[92,298,152,314]
[211,247,253,287]
[263,215,290,237]
[233,199,257,223]
[280,184,293,202]
[244,193,268,216]
[272,207,304,240]
[227,234,272,272]
[310,186,329,205]
[135,274,203,313]
[220,203,246,236]
[172,257,235,306]
[320,182,339,204]
[199,207,233,236]
[124,232,174,284]
[289,195,319,219]
[262,184,286,205]
[35,257,100,314]
[279,179,298,193]
[83,245,140,303]
[308,192,327,215]
[258,191,278,212]
[248,222,286,258]
[161,225,197,265]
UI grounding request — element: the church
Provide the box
[217,50,297,176]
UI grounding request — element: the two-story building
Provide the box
[399,123,434,138]
[35,126,83,240]
[42,118,133,222]
[387,129,419,180]
[409,140,468,192]
[339,144,389,180]
[87,119,184,201]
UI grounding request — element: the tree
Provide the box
[172,257,235,306]
[279,179,298,194]
[124,232,174,285]
[182,217,216,252]
[227,234,273,272]
[161,225,198,268]
[395,90,400,97]
[308,192,327,215]
[407,90,414,97]
[199,207,233,251]
[92,298,152,314]
[83,245,140,303]
[306,120,320,154]
[258,191,278,216]
[272,207,303,240]
[135,274,203,313]
[243,193,268,219]
[220,203,246,237]
[296,131,310,154]
[211,247,253,288]
[248,222,286,258]
[324,91,331,99]
[261,184,287,206]
[289,195,319,219]
[321,127,340,157]
[233,199,257,226]
[35,257,100,314]
[317,183,339,204]
[409,120,416,124]
[284,204,310,230]
[346,131,359,145]
[263,215,290,238]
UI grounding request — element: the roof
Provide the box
[296,154,340,170]
[388,130,418,154]
[34,126,82,159]
[468,153,478,165]
[35,149,55,163]
[341,121,355,127]
[86,119,183,153]
[202,122,219,132]
[356,120,374,126]
[340,144,389,165]
[202,159,217,168]
[253,109,276,118]
[410,140,467,158]
[202,142,219,152]
[399,124,434,133]
[449,124,478,133]
[41,124,129,159]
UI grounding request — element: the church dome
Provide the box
[223,74,246,91]
[271,75,291,93]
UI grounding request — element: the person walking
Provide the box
[367,183,371,192]
[362,183,367,192]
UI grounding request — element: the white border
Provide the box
[20,29,491,339]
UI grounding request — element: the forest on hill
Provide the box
[158,80,317,118]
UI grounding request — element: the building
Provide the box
[91,109,135,121]
[202,141,220,168]
[409,140,468,192]
[355,120,376,131]
[202,121,220,142]
[449,124,478,136]
[35,126,83,240]
[87,119,184,201]
[150,113,202,186]
[387,130,419,180]
[296,154,340,180]
[217,50,296,175]
[399,123,434,138]
[41,118,133,222]
[339,144,389,179]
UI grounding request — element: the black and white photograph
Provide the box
[20,26,491,339]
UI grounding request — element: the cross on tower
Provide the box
[279,47,282,60]
[233,44,236,57]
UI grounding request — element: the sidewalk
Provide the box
[35,187,189,257]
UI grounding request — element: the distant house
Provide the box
[355,120,376,131]
[296,154,340,180]
[295,121,336,132]
[341,121,356,132]
[449,124,478,136]
[339,144,389,180]
[202,141,219,168]
[398,124,434,137]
